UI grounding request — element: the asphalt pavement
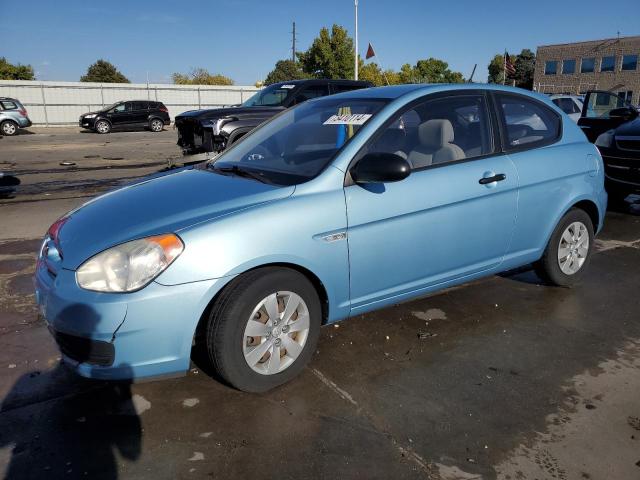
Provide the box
[1,128,639,479]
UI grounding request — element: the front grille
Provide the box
[616,137,640,151]
[50,328,115,366]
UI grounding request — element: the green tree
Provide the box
[412,58,464,83]
[514,49,536,90]
[171,67,234,85]
[80,59,129,83]
[359,60,400,86]
[0,57,35,80]
[264,59,306,85]
[298,24,354,79]
[487,50,536,89]
[487,54,506,84]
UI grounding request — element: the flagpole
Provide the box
[354,0,359,80]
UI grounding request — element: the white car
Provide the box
[550,95,584,122]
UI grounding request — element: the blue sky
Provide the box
[2,0,639,84]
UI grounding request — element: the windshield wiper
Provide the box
[210,164,269,184]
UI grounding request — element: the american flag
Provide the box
[504,51,516,76]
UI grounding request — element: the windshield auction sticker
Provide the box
[323,113,372,125]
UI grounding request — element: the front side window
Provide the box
[545,61,558,75]
[360,94,492,169]
[112,103,126,113]
[242,84,295,107]
[586,92,626,118]
[496,94,561,149]
[622,54,638,71]
[210,97,389,185]
[562,59,576,74]
[601,56,616,72]
[581,58,595,73]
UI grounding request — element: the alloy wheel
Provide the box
[2,122,17,135]
[557,221,589,275]
[96,121,109,134]
[242,291,310,375]
[151,120,163,132]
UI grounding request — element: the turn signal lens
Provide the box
[76,234,184,292]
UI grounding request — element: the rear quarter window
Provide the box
[1,101,18,110]
[495,94,561,150]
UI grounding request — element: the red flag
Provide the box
[504,51,516,76]
[366,43,376,60]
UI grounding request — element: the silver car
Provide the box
[0,97,33,135]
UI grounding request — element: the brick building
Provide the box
[533,35,640,105]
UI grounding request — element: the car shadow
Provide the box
[0,305,142,479]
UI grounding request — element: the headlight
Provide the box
[76,234,184,292]
[84,114,97,119]
[595,129,615,148]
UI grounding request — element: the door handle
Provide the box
[478,173,506,185]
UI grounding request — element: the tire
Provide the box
[94,120,111,134]
[534,208,594,287]
[149,118,164,132]
[1,120,19,136]
[206,267,321,392]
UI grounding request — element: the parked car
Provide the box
[549,94,584,122]
[79,100,170,134]
[577,90,640,201]
[35,84,606,392]
[175,79,372,157]
[0,97,32,136]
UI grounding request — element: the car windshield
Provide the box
[209,97,389,185]
[100,102,120,112]
[242,84,297,107]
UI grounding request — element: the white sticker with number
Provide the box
[323,113,372,125]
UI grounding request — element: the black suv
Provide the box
[175,79,372,156]
[578,90,640,201]
[80,100,170,134]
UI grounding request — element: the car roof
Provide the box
[331,83,554,101]
[270,79,371,87]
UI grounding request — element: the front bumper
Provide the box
[599,147,640,192]
[34,259,231,380]
[79,117,97,129]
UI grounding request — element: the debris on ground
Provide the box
[59,161,76,166]
[417,330,438,339]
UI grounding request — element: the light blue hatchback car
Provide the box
[35,84,606,392]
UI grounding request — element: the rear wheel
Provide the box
[534,208,594,286]
[1,120,18,136]
[95,120,111,134]
[206,267,321,392]
[149,118,164,132]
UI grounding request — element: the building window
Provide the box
[545,61,558,75]
[601,56,616,72]
[562,59,576,74]
[581,57,595,73]
[622,54,638,71]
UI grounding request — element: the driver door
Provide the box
[108,102,131,126]
[345,92,518,313]
[578,91,629,142]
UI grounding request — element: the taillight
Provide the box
[47,216,70,252]
[18,108,27,117]
[159,105,168,113]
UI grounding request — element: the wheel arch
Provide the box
[571,199,600,232]
[192,262,331,357]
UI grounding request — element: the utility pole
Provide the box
[354,0,359,80]
[291,21,297,62]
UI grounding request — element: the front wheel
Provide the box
[94,120,111,134]
[206,268,321,392]
[534,208,594,286]
[149,118,164,132]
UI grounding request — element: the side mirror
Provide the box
[609,106,638,121]
[351,152,411,184]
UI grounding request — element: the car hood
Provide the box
[175,106,285,122]
[58,168,294,269]
[614,116,640,136]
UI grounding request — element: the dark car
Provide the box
[578,90,640,201]
[175,79,372,157]
[79,100,170,134]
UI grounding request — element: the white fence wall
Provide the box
[0,80,261,126]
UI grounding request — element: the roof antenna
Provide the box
[467,64,477,83]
